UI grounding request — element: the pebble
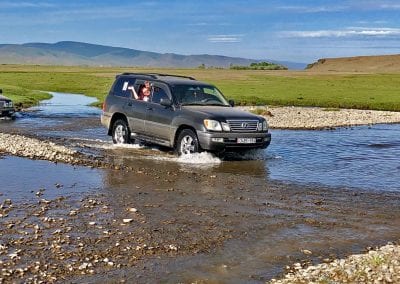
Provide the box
[241,106,400,129]
[271,243,400,283]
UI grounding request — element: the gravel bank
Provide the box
[242,106,400,129]
[270,243,400,283]
[0,133,82,164]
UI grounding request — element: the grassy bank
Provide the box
[0,64,400,111]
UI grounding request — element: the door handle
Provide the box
[127,102,132,106]
[147,107,153,111]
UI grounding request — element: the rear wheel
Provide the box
[112,119,131,144]
[176,129,200,156]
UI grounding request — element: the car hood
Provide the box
[0,95,11,101]
[181,105,262,121]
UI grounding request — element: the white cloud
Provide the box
[277,5,347,13]
[379,4,400,9]
[282,28,400,38]
[207,34,243,43]
[0,1,54,8]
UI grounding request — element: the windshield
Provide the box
[171,84,229,106]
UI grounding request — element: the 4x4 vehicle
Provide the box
[0,89,16,119]
[101,73,271,155]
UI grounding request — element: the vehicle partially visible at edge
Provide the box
[0,89,16,119]
[101,73,271,155]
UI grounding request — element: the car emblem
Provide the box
[241,122,248,128]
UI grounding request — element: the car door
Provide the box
[123,79,152,134]
[145,82,175,144]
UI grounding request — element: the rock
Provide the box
[301,249,313,255]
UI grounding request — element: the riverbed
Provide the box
[0,92,399,283]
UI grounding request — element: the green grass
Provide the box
[0,84,51,106]
[0,64,400,111]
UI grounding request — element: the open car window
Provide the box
[113,78,136,98]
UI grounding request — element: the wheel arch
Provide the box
[108,112,128,136]
[173,125,198,148]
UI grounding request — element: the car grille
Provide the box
[226,119,259,132]
[0,101,4,108]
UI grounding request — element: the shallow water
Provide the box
[1,92,400,192]
[0,156,103,202]
[267,125,400,191]
[1,92,400,283]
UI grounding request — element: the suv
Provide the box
[101,73,271,155]
[0,89,16,119]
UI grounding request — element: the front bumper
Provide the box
[0,108,15,117]
[197,131,271,152]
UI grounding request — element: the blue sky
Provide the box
[1,0,400,63]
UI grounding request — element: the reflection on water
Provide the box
[266,124,400,191]
[29,92,101,117]
[0,156,103,202]
[1,91,400,192]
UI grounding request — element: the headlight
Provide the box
[9,101,13,107]
[204,119,222,131]
[257,122,263,131]
[263,120,268,131]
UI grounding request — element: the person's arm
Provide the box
[127,86,138,99]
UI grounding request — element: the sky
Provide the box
[1,0,400,63]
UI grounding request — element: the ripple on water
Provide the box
[3,91,400,192]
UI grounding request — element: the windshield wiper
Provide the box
[204,103,229,107]
[180,102,203,106]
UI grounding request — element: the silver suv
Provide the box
[101,73,271,155]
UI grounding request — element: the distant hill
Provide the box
[306,54,400,72]
[0,41,305,69]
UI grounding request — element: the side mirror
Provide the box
[160,98,173,107]
[228,99,235,107]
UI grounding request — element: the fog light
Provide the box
[211,138,224,143]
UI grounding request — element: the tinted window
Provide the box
[113,78,136,98]
[171,84,229,106]
[151,86,169,104]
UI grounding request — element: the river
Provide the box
[0,92,399,283]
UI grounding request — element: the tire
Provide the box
[112,119,131,144]
[176,129,200,156]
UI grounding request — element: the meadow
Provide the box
[1,64,400,111]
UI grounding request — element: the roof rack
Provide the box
[119,73,195,80]
[119,73,157,78]
[150,73,196,80]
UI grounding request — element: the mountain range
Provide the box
[0,41,305,69]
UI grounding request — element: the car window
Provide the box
[172,84,229,106]
[151,86,169,104]
[113,78,136,98]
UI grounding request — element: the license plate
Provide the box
[237,138,256,144]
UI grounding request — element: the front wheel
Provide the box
[176,129,200,156]
[112,119,131,144]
